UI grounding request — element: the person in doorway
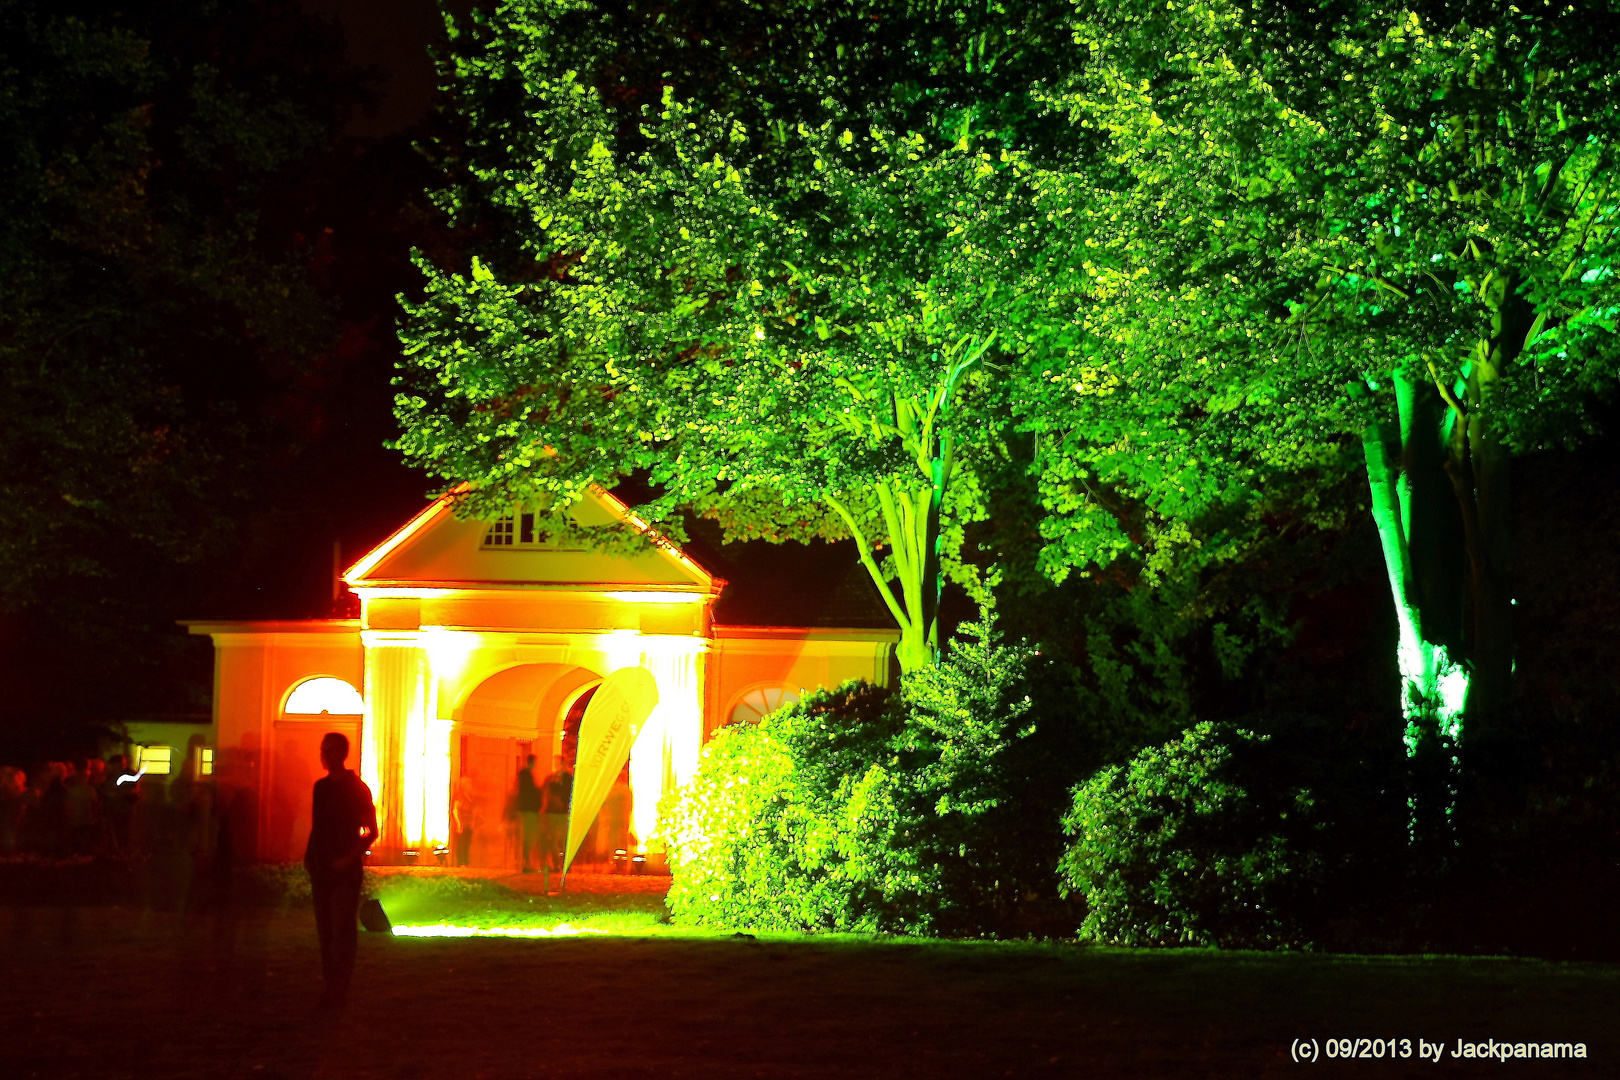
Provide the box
[539,755,573,875]
[515,755,542,872]
[451,776,477,867]
[304,732,377,1010]
[602,769,631,872]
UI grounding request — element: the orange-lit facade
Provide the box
[186,489,896,866]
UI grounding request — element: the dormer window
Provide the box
[484,515,517,546]
[482,511,577,550]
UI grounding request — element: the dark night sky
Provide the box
[299,0,443,136]
[185,0,453,625]
[0,1,460,746]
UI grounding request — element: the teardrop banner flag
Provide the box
[563,666,659,876]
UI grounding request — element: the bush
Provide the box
[663,612,1084,936]
[234,864,528,916]
[235,861,321,906]
[368,871,527,909]
[901,619,1090,935]
[661,679,906,933]
[1059,714,1408,949]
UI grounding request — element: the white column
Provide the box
[362,631,438,853]
[610,635,707,851]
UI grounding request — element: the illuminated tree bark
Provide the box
[823,349,988,672]
[1360,372,1468,750]
[1023,0,1618,752]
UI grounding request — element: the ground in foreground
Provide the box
[5,902,1617,1079]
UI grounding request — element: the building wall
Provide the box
[709,627,896,737]
[195,612,894,863]
[190,622,364,863]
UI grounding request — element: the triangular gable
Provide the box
[345,486,717,592]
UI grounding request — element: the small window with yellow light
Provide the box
[136,745,172,775]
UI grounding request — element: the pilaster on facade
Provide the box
[361,630,435,854]
[617,634,709,845]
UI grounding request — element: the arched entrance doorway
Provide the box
[452,664,634,871]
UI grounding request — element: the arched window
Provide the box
[283,677,365,716]
[729,686,799,726]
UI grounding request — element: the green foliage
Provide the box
[398,0,1099,668]
[664,611,1081,935]
[989,482,1382,775]
[661,680,908,932]
[1018,0,1620,727]
[1060,714,1410,949]
[0,0,388,747]
[1062,722,1300,948]
[1029,0,1620,480]
[0,0,357,611]
[368,870,525,907]
[893,614,1083,934]
[236,861,346,907]
[1072,570,1294,756]
[237,864,527,912]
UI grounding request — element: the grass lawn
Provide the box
[3,867,1617,1078]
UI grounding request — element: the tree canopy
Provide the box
[398,0,1619,699]
[399,0,1081,670]
[1017,0,1620,735]
[0,0,358,610]
[0,0,429,747]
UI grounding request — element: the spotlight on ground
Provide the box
[390,923,610,939]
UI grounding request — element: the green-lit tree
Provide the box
[0,0,355,607]
[0,0,380,745]
[399,0,1075,671]
[1021,0,1620,743]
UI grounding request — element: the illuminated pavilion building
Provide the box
[179,489,897,866]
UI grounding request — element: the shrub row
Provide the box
[661,606,1434,945]
[663,616,1082,936]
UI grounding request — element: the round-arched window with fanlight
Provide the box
[728,686,800,726]
[282,677,365,717]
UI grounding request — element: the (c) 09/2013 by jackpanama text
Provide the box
[1290,1037,1589,1062]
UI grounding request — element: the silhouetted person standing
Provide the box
[304,733,377,1009]
[515,754,541,872]
[540,755,573,877]
[451,776,476,867]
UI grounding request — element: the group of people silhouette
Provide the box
[1,742,235,915]
[514,753,573,876]
[1,733,623,1014]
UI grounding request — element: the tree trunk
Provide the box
[1361,369,1469,752]
[826,480,942,676]
[824,343,987,676]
